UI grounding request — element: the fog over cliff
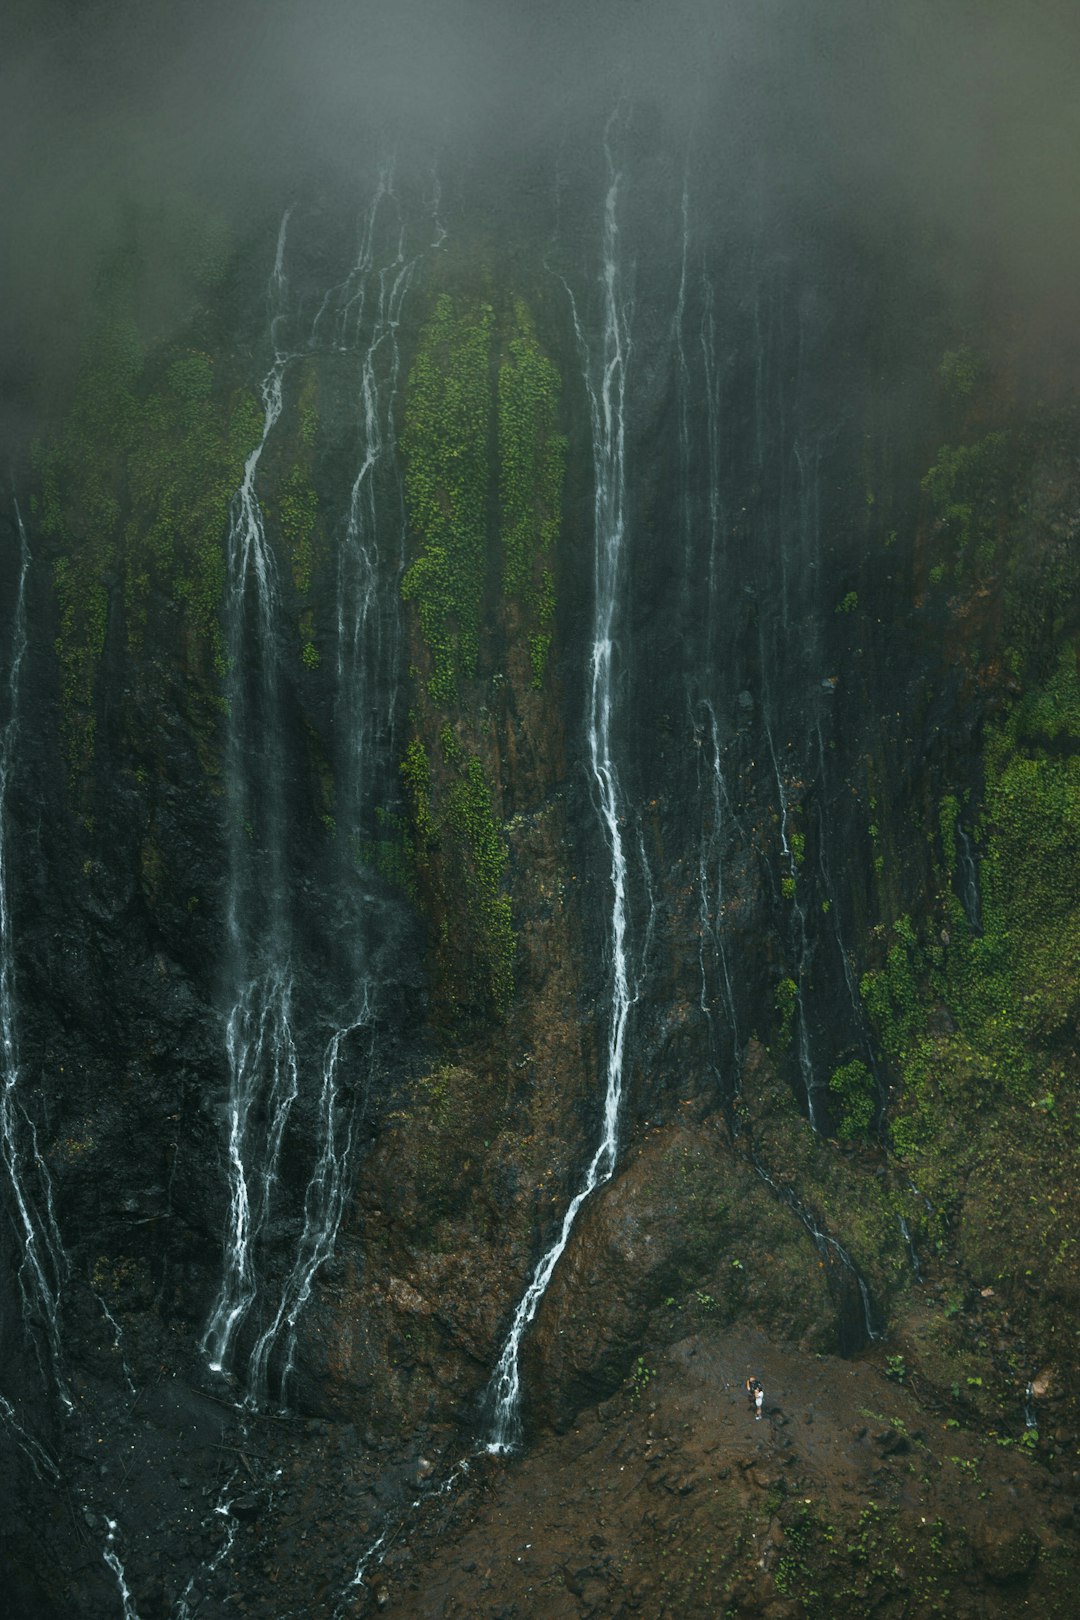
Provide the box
[3,0,1079,442]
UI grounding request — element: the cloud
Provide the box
[2,0,1077,446]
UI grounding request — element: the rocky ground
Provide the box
[339,1326,1075,1619]
[14,1295,1076,1619]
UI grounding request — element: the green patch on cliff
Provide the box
[126,354,262,664]
[396,284,566,1023]
[272,367,321,671]
[38,317,262,783]
[401,289,565,697]
[401,294,494,702]
[861,644,1080,1413]
[921,429,1012,578]
[498,301,565,684]
[827,1059,875,1140]
[37,319,139,781]
[400,726,514,1018]
[866,647,1080,1153]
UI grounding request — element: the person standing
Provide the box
[755,1385,764,1420]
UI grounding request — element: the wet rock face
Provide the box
[2,137,1080,1619]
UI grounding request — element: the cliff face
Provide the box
[1,143,1078,1618]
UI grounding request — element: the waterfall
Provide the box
[695,699,742,1078]
[0,502,72,1413]
[765,711,820,1128]
[203,176,426,1398]
[103,1519,142,1620]
[249,180,420,1405]
[486,123,635,1454]
[674,189,742,1088]
[955,819,982,934]
[752,1157,881,1347]
[201,208,301,1378]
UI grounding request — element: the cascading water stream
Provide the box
[245,183,421,1406]
[0,502,72,1414]
[751,1156,881,1346]
[674,195,743,1086]
[694,699,742,1074]
[103,1518,142,1620]
[2,510,145,1615]
[764,711,819,1129]
[201,209,301,1379]
[812,720,882,1096]
[203,175,430,1400]
[485,126,636,1455]
[955,819,983,934]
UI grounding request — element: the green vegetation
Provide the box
[849,412,1080,1446]
[827,1058,875,1140]
[37,319,262,782]
[864,646,1080,1159]
[361,807,418,899]
[775,976,797,1045]
[399,725,514,1017]
[498,301,565,684]
[277,455,321,669]
[921,430,1011,577]
[401,294,494,702]
[444,751,515,1010]
[625,1355,656,1410]
[938,344,980,399]
[395,286,566,1023]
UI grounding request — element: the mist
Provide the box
[2,0,1078,440]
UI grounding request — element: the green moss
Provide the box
[445,754,514,1011]
[938,344,980,399]
[297,365,319,447]
[921,431,1011,575]
[126,365,261,667]
[280,463,318,595]
[40,313,264,790]
[938,793,959,874]
[498,303,564,681]
[827,1059,875,1140]
[401,294,494,702]
[361,807,417,900]
[399,726,513,1018]
[860,624,1080,1344]
[401,733,435,846]
[775,976,797,1046]
[37,318,141,780]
